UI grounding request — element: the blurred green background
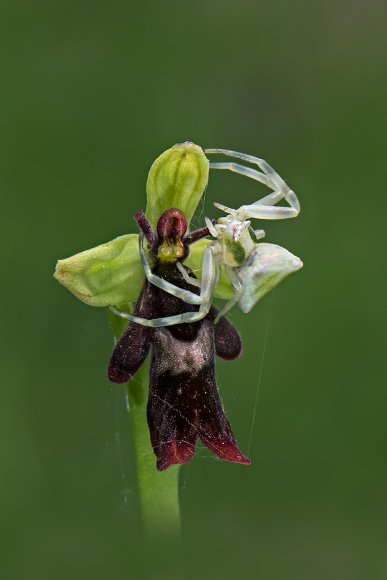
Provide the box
[1,1,387,579]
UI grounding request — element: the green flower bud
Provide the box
[146,142,209,230]
[54,234,144,307]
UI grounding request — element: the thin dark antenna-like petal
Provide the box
[134,210,158,246]
[185,222,214,245]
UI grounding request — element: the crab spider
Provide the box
[110,149,303,327]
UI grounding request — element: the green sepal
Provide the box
[54,234,145,307]
[146,142,209,230]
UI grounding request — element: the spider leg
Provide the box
[208,162,274,189]
[109,304,194,328]
[139,235,201,305]
[214,188,300,220]
[176,261,201,288]
[205,216,219,237]
[236,203,299,220]
[110,247,220,327]
[237,187,300,220]
[205,148,281,186]
[205,148,283,190]
[205,148,301,216]
[254,188,300,213]
[214,200,298,220]
[214,267,243,323]
[252,190,287,206]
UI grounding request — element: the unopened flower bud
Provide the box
[146,142,209,230]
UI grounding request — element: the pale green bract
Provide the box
[54,234,144,307]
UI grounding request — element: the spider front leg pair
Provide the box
[109,209,220,328]
[110,243,219,328]
[205,148,300,220]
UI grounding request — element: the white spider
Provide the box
[110,149,303,327]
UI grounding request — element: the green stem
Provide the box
[108,309,181,538]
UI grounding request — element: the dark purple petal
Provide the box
[191,366,250,466]
[108,285,155,384]
[134,210,158,246]
[108,322,151,383]
[212,311,243,360]
[184,222,214,246]
[156,442,196,472]
[148,366,200,471]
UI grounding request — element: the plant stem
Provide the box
[108,309,181,538]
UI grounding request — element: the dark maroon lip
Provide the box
[109,274,249,470]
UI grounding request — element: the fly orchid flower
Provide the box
[108,208,250,470]
[54,142,247,470]
[54,141,302,472]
